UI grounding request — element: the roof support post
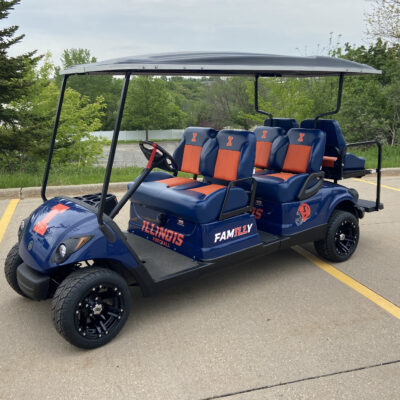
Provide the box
[41,75,69,202]
[97,71,131,228]
[314,73,344,127]
[254,75,273,124]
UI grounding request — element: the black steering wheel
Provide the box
[139,140,179,175]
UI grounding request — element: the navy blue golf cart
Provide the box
[4,53,383,349]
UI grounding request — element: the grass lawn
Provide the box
[354,144,400,169]
[0,145,398,189]
[0,165,192,189]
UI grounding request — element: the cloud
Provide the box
[6,0,373,64]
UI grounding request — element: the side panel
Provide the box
[252,182,355,235]
[129,202,260,260]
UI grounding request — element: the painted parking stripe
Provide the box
[0,199,20,244]
[293,245,400,320]
[353,178,400,192]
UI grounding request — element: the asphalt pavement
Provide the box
[0,175,399,400]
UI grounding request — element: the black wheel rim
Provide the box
[74,284,125,340]
[334,219,358,256]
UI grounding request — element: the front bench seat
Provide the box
[143,126,217,186]
[254,128,326,203]
[131,129,256,224]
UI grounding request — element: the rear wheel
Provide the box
[4,243,27,297]
[51,267,131,349]
[314,210,359,262]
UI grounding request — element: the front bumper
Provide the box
[16,263,50,301]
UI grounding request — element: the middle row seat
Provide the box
[253,128,326,202]
[131,129,256,224]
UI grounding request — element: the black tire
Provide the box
[51,267,131,349]
[4,243,28,298]
[314,210,359,262]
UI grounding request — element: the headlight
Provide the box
[58,244,67,258]
[18,219,27,242]
[53,236,93,264]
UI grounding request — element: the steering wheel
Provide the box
[139,140,179,175]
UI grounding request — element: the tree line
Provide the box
[1,0,399,173]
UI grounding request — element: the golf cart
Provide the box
[4,52,383,349]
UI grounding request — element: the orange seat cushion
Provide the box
[267,172,295,181]
[255,141,272,168]
[322,156,337,168]
[181,144,202,174]
[189,184,225,196]
[282,144,312,174]
[213,149,241,181]
[157,177,195,187]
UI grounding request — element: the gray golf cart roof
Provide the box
[60,51,381,77]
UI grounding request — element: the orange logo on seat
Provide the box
[298,133,305,142]
[262,130,267,139]
[227,136,233,146]
[191,132,197,142]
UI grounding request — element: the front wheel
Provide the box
[314,210,359,262]
[51,267,131,349]
[4,243,28,298]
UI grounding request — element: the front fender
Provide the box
[19,197,139,274]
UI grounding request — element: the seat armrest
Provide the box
[297,171,325,201]
[219,177,257,221]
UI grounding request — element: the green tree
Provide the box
[1,55,106,170]
[332,40,400,144]
[122,76,185,140]
[55,48,123,130]
[0,0,40,125]
[365,0,400,44]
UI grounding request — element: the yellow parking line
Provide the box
[353,178,400,192]
[293,245,400,320]
[0,199,20,244]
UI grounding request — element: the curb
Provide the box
[1,168,399,200]
[0,182,130,200]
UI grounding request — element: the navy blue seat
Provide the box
[131,129,256,224]
[144,126,217,186]
[301,119,365,171]
[264,118,299,134]
[253,126,285,170]
[254,128,326,203]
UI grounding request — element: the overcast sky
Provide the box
[4,0,374,65]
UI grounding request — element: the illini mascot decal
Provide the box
[295,203,311,226]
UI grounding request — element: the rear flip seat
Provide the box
[300,119,365,172]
